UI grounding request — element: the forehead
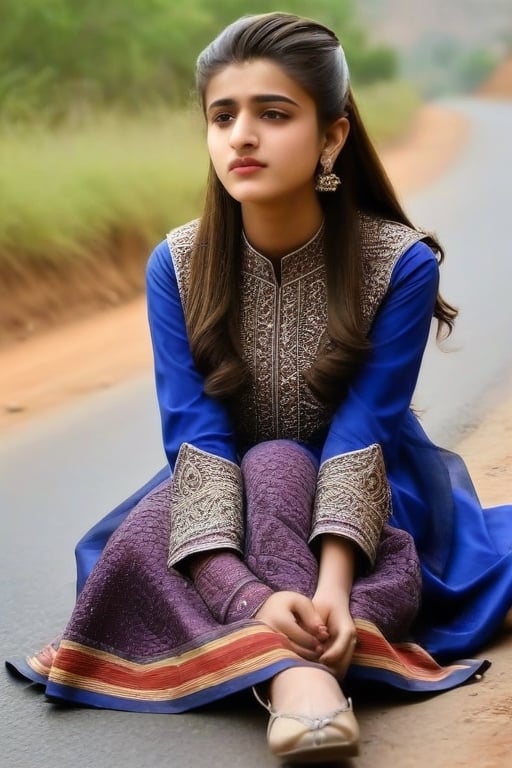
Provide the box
[204,59,314,109]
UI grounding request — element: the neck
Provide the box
[241,196,324,261]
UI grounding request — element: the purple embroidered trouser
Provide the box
[193,440,421,639]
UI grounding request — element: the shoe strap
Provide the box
[252,686,353,730]
[252,685,273,712]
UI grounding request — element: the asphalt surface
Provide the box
[1,97,512,768]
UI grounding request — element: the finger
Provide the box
[323,632,357,663]
[291,594,328,637]
[285,639,323,662]
[319,627,357,663]
[279,615,325,653]
[320,634,358,676]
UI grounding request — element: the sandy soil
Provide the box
[480,55,512,99]
[1,101,512,765]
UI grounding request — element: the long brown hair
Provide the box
[187,12,457,404]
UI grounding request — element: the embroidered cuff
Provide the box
[168,443,243,568]
[309,443,391,566]
[193,552,273,624]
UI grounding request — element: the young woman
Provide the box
[7,12,512,764]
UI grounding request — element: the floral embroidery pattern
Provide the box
[359,213,427,331]
[167,443,243,567]
[236,228,329,445]
[310,444,392,565]
[167,215,426,447]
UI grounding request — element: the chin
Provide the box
[228,188,284,206]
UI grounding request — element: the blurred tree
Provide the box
[0,0,397,122]
[456,48,498,91]
[196,0,397,81]
[0,0,212,116]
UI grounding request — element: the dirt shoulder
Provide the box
[479,55,512,98]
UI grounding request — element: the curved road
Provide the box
[1,97,512,768]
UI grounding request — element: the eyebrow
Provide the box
[207,94,299,112]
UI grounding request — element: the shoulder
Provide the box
[146,219,199,301]
[166,219,200,268]
[361,213,440,283]
[390,239,439,294]
[147,219,200,271]
[358,213,438,328]
[359,212,432,264]
[165,219,200,304]
[359,211,438,292]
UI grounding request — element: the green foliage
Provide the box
[456,49,498,92]
[0,0,398,123]
[347,32,398,83]
[0,109,208,265]
[393,31,500,98]
[355,81,419,144]
[0,0,210,119]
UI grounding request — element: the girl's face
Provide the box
[205,59,328,207]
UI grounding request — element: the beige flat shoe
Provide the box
[253,687,360,763]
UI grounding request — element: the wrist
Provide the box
[317,534,356,592]
[314,583,351,604]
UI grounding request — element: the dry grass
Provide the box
[0,82,420,340]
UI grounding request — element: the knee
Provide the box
[241,440,318,486]
[242,441,319,550]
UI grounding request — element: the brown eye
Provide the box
[263,110,287,120]
[213,113,233,124]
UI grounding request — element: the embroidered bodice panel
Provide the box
[167,215,426,448]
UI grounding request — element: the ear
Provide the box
[320,117,350,166]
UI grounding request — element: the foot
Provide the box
[262,667,360,762]
[269,666,347,718]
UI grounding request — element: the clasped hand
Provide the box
[254,589,357,677]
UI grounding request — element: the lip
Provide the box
[229,157,266,172]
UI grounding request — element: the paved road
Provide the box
[411,97,512,443]
[1,98,512,768]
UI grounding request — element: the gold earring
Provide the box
[315,157,341,193]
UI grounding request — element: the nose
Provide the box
[229,113,258,150]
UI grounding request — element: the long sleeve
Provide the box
[191,552,273,624]
[146,240,243,567]
[310,241,440,565]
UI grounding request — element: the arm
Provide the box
[146,241,237,470]
[147,241,243,567]
[322,242,439,460]
[310,242,439,669]
[146,242,249,579]
[310,241,440,565]
[313,536,357,674]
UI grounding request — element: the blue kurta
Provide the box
[75,216,512,661]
